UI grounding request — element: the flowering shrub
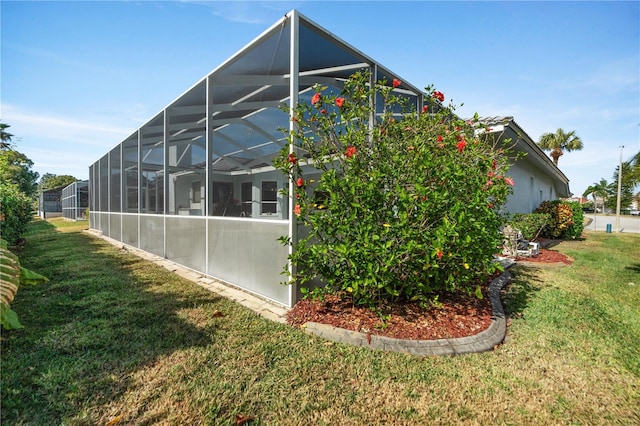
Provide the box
[275,71,515,307]
[535,200,582,239]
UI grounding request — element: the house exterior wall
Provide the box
[505,160,558,214]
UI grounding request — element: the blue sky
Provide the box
[2,0,638,197]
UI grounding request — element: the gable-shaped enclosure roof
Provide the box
[122,9,425,179]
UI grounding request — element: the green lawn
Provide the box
[1,218,639,425]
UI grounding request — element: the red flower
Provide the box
[488,202,494,209]
[320,109,327,114]
[296,177,304,187]
[335,97,345,108]
[432,91,445,102]
[457,139,467,153]
[287,153,297,164]
[437,135,443,142]
[293,204,301,216]
[393,79,401,88]
[436,249,443,260]
[422,105,428,114]
[504,177,515,186]
[311,93,321,105]
[492,159,497,170]
[487,171,495,178]
[291,115,298,122]
[345,146,356,159]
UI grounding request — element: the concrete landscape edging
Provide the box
[303,271,512,356]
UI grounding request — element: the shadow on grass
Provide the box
[1,219,221,424]
[625,263,640,274]
[502,265,544,318]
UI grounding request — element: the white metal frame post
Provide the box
[205,75,213,275]
[163,109,169,258]
[119,144,124,242]
[287,10,299,308]
[137,129,142,248]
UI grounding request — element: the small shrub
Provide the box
[508,213,551,241]
[564,201,584,239]
[535,200,580,239]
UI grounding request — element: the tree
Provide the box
[537,128,583,166]
[609,161,635,210]
[39,173,78,191]
[0,122,14,150]
[0,149,39,197]
[625,150,640,188]
[583,178,611,214]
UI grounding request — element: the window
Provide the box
[212,181,235,216]
[192,181,201,203]
[261,181,277,214]
[241,182,252,217]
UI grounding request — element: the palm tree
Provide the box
[626,150,640,188]
[537,128,583,166]
[0,122,13,149]
[584,178,611,230]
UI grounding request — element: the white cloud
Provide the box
[180,0,299,25]
[1,104,134,180]
[1,104,131,148]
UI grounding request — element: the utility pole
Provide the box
[615,145,624,232]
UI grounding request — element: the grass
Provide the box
[1,218,639,425]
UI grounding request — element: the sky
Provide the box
[1,0,639,197]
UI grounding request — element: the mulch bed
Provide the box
[288,248,573,341]
[288,289,493,341]
[516,248,573,265]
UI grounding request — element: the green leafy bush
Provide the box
[508,213,551,241]
[565,201,584,239]
[535,200,582,239]
[275,72,515,307]
[0,183,33,245]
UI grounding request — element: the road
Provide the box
[583,214,640,234]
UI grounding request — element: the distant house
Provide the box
[478,116,571,214]
[62,180,89,220]
[88,11,572,308]
[37,187,64,219]
[564,196,589,205]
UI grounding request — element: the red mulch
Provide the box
[288,285,493,341]
[516,248,573,265]
[288,248,573,341]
